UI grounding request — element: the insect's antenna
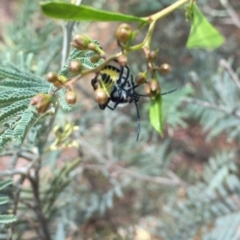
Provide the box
[161,88,177,95]
[134,101,141,141]
[135,88,177,98]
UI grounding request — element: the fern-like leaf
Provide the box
[0,215,17,224]
[0,66,44,83]
[0,98,31,124]
[58,39,103,78]
[0,180,12,191]
[13,107,40,144]
[57,89,72,112]
[0,79,48,89]
[0,129,14,152]
[0,88,46,104]
[0,197,9,206]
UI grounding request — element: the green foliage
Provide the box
[56,40,103,112]
[186,3,225,49]
[13,107,42,144]
[149,94,163,135]
[0,54,50,151]
[58,42,103,77]
[158,152,240,240]
[40,1,147,22]
[186,62,240,140]
[2,0,240,239]
[42,158,82,217]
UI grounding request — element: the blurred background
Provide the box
[1,0,240,239]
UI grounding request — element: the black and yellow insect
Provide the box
[91,64,175,140]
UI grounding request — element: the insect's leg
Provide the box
[134,101,141,141]
[161,89,177,95]
[124,65,130,85]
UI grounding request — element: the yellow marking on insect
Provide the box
[101,67,120,83]
[100,79,111,97]
[99,66,121,97]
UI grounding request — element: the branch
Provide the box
[28,163,51,240]
[0,152,40,177]
[181,97,240,119]
[219,59,240,90]
[77,135,188,187]
[219,0,240,28]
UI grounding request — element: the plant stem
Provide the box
[130,0,189,52]
[68,0,190,83]
[29,171,51,240]
[144,0,189,22]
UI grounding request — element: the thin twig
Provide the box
[219,59,240,90]
[219,0,240,28]
[181,97,240,119]
[29,168,51,240]
[77,135,187,187]
[0,153,40,177]
[81,163,188,187]
[8,176,26,240]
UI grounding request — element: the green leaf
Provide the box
[186,4,225,49]
[149,94,163,135]
[40,2,146,23]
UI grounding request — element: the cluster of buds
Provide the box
[143,47,172,98]
[115,23,172,99]
[71,34,106,58]
[145,79,161,98]
[46,72,67,88]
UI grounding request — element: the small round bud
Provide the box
[52,75,67,88]
[71,34,90,50]
[94,88,108,105]
[90,55,101,63]
[88,43,96,51]
[145,79,160,98]
[115,23,132,44]
[135,72,146,86]
[159,63,171,74]
[30,93,52,113]
[69,60,82,74]
[147,51,158,62]
[58,75,67,83]
[117,54,128,66]
[46,72,58,83]
[65,91,77,105]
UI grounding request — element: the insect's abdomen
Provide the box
[99,66,120,95]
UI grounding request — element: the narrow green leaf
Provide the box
[40,2,146,23]
[186,4,225,49]
[150,94,163,135]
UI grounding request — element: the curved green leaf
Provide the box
[150,94,163,135]
[186,4,225,49]
[40,2,146,23]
